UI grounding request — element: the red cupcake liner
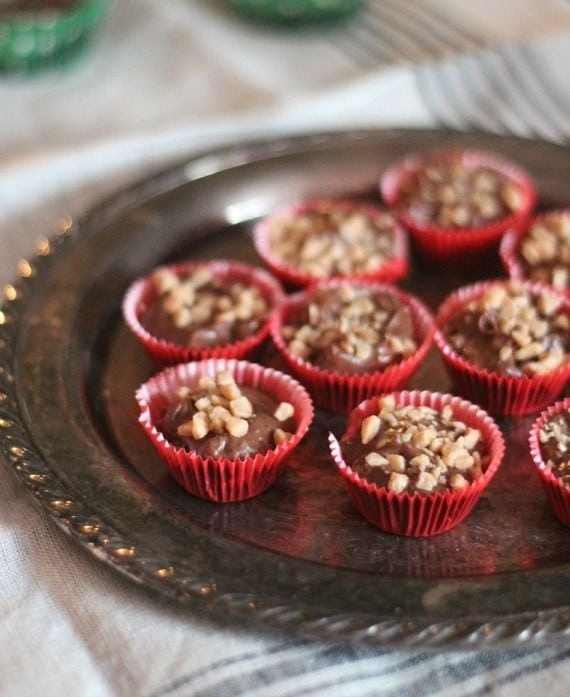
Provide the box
[253,198,409,288]
[136,358,314,503]
[123,259,285,367]
[529,397,570,527]
[380,149,536,265]
[500,209,570,290]
[269,280,435,413]
[434,279,570,416]
[329,390,505,536]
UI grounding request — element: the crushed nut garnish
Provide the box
[345,395,486,494]
[445,281,570,377]
[266,204,396,278]
[519,213,570,290]
[284,284,417,371]
[399,159,524,228]
[539,410,570,489]
[150,266,268,335]
[175,371,295,443]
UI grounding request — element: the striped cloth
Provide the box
[1,1,570,695]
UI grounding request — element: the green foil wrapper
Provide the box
[227,0,363,24]
[0,0,109,73]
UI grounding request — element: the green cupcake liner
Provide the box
[227,0,363,24]
[0,0,109,73]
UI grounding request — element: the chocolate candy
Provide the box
[444,282,570,377]
[519,213,570,290]
[539,410,570,489]
[342,396,487,495]
[399,160,524,229]
[141,266,268,349]
[283,284,417,375]
[158,371,295,460]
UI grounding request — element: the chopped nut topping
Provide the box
[273,428,293,446]
[398,157,525,228]
[345,396,487,495]
[388,472,409,494]
[285,284,417,373]
[364,452,388,467]
[172,371,296,451]
[539,409,570,489]
[361,415,381,445]
[445,281,570,377]
[273,402,295,422]
[148,266,268,340]
[519,213,570,290]
[266,202,396,278]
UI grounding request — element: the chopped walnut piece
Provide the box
[388,472,409,494]
[273,428,293,446]
[273,402,295,422]
[361,415,381,445]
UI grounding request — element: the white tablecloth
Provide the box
[2,1,570,695]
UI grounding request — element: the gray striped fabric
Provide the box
[328,0,570,143]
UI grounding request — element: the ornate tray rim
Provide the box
[2,128,570,650]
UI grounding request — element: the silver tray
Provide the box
[2,129,570,649]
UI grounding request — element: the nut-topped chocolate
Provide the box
[519,213,570,290]
[342,395,487,494]
[539,410,570,489]
[141,266,269,348]
[444,282,570,377]
[283,283,417,374]
[398,159,524,228]
[159,370,296,460]
[265,203,397,278]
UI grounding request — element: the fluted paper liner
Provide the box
[329,390,505,537]
[253,198,409,288]
[136,359,314,503]
[123,259,284,367]
[270,280,435,413]
[529,397,570,527]
[434,279,570,416]
[381,149,536,265]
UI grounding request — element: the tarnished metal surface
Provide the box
[2,129,570,648]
